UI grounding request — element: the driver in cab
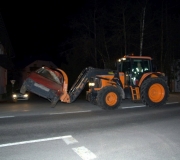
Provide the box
[132,62,143,85]
[132,62,143,74]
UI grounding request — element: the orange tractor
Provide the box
[86,55,169,109]
[20,55,169,109]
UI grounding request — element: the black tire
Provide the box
[87,93,97,105]
[97,86,122,110]
[140,77,169,107]
[90,98,97,105]
[20,84,26,94]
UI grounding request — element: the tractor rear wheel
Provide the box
[97,86,122,110]
[140,77,169,107]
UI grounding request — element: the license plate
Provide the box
[34,83,50,92]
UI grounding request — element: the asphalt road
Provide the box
[0,93,179,117]
[0,93,180,160]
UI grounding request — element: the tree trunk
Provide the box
[122,10,127,55]
[140,7,146,56]
[93,0,98,67]
[160,1,164,72]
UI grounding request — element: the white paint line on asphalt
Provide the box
[0,135,72,148]
[166,102,179,104]
[50,110,92,115]
[122,102,179,109]
[122,105,146,109]
[72,146,97,160]
[0,116,15,119]
[62,136,78,145]
[23,110,30,112]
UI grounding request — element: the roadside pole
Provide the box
[10,80,16,93]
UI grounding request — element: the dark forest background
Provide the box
[57,0,180,86]
[1,0,180,90]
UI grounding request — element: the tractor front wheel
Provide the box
[97,86,122,110]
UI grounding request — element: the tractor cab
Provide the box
[117,55,152,86]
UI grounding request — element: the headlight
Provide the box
[89,82,95,87]
[12,94,17,98]
[24,94,28,98]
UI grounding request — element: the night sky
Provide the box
[1,0,180,69]
[0,0,86,68]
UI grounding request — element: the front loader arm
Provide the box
[56,68,70,103]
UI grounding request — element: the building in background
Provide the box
[0,43,7,96]
[171,59,180,92]
[0,13,14,100]
[174,60,180,92]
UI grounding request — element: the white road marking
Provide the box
[23,110,30,112]
[62,136,78,145]
[0,102,178,118]
[0,116,15,119]
[122,102,179,109]
[50,110,91,115]
[166,102,179,104]
[0,135,72,148]
[122,105,146,109]
[72,146,97,160]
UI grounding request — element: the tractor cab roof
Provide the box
[117,55,152,62]
[123,55,152,60]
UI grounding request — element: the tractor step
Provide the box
[130,86,140,101]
